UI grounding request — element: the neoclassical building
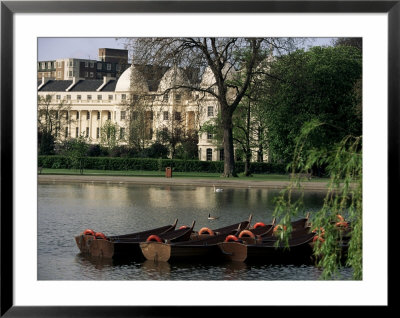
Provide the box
[38,64,225,161]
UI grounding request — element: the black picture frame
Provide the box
[1,1,396,316]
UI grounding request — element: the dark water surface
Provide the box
[38,182,352,280]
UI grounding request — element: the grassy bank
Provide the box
[39,168,328,182]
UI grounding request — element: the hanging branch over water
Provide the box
[272,119,362,280]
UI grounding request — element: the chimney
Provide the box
[96,76,115,91]
[66,77,82,91]
[38,76,51,90]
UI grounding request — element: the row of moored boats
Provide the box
[75,214,351,264]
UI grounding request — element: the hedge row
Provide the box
[38,155,287,174]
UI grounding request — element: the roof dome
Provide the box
[158,66,189,92]
[115,65,149,93]
[200,64,235,88]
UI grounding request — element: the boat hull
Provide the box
[140,241,223,262]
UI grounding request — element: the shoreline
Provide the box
[38,174,331,191]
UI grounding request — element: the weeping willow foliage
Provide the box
[272,119,362,280]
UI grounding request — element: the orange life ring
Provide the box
[179,225,188,230]
[224,235,239,242]
[313,235,325,243]
[253,222,266,229]
[238,230,256,239]
[273,224,287,234]
[335,221,348,228]
[337,214,345,222]
[83,229,95,236]
[146,234,163,242]
[312,227,325,234]
[95,232,107,240]
[198,227,215,236]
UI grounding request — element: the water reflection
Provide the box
[37,182,349,281]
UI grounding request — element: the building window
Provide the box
[65,127,69,138]
[120,111,126,120]
[57,71,61,78]
[87,111,90,120]
[97,63,102,70]
[56,95,61,100]
[108,111,111,120]
[116,64,121,71]
[219,149,224,161]
[87,95,92,100]
[66,95,71,100]
[120,127,125,139]
[206,148,213,161]
[69,61,73,67]
[207,106,214,117]
[207,132,213,140]
[75,127,79,137]
[163,93,169,102]
[121,94,126,100]
[175,94,181,103]
[163,111,169,120]
[85,72,89,77]
[86,127,89,137]
[77,95,81,100]
[132,111,138,120]
[76,111,79,119]
[90,62,94,68]
[90,72,94,78]
[174,112,181,121]
[107,63,111,71]
[69,71,73,77]
[65,111,69,120]
[96,127,100,139]
[41,62,45,69]
[108,95,113,100]
[48,62,52,69]
[97,95,102,100]
[85,61,89,67]
[97,111,100,120]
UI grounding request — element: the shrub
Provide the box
[38,155,287,174]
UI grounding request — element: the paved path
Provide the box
[38,174,331,191]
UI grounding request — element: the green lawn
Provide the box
[38,168,328,182]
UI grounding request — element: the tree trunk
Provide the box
[222,109,237,177]
[244,150,251,176]
[244,100,252,176]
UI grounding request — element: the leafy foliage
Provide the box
[273,119,362,279]
[265,46,362,164]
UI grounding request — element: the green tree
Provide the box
[100,120,120,151]
[265,46,362,164]
[67,136,89,175]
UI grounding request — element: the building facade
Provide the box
[38,63,267,162]
[38,48,130,81]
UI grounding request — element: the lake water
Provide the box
[37,182,353,280]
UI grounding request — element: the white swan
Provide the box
[208,213,219,220]
[213,185,223,192]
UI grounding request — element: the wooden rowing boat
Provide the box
[218,231,316,263]
[86,221,195,259]
[75,219,185,258]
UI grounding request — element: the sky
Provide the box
[37,37,335,62]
